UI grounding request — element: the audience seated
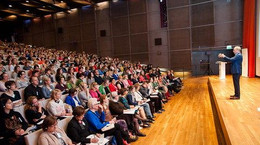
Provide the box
[38,116,73,145]
[78,82,91,108]
[1,80,22,107]
[24,96,48,125]
[0,97,28,145]
[67,106,99,144]
[16,71,29,89]
[0,72,9,92]
[24,76,44,102]
[41,76,54,99]
[46,89,72,117]
[65,88,81,109]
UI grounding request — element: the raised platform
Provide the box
[208,76,260,145]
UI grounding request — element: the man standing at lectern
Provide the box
[218,46,243,100]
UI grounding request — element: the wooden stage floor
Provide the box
[132,77,218,145]
[208,76,260,145]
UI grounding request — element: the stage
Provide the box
[208,76,260,145]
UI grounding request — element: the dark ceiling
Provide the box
[0,0,109,22]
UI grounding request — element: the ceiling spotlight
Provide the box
[43,6,46,8]
[26,0,29,3]
[112,0,119,2]
[9,4,12,8]
[60,1,63,3]
[26,10,29,12]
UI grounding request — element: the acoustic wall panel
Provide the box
[169,29,190,50]
[168,7,190,29]
[170,50,191,70]
[112,17,129,36]
[130,14,147,34]
[113,36,130,55]
[131,34,148,53]
[129,0,146,14]
[191,2,214,26]
[111,1,128,17]
[192,25,215,49]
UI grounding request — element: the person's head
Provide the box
[45,68,51,75]
[94,70,99,75]
[77,73,84,79]
[128,86,135,93]
[69,88,77,97]
[32,70,39,77]
[17,71,26,79]
[0,72,9,82]
[90,82,98,90]
[111,78,116,84]
[104,79,110,87]
[87,72,94,79]
[5,80,16,91]
[58,77,65,84]
[88,98,99,110]
[118,75,122,81]
[123,75,128,80]
[142,81,148,88]
[0,97,13,112]
[26,96,39,107]
[73,106,86,121]
[14,65,21,73]
[30,76,39,86]
[134,83,140,91]
[42,116,58,132]
[43,76,51,86]
[51,89,62,100]
[78,82,88,91]
[119,88,128,96]
[100,95,108,105]
[233,46,241,54]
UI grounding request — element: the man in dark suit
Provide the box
[218,46,243,100]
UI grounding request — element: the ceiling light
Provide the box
[9,5,12,8]
[26,0,29,3]
[43,6,45,8]
[60,1,63,3]
[26,10,29,12]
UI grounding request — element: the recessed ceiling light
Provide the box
[9,4,12,8]
[43,6,46,8]
[26,10,29,12]
[26,0,29,3]
[60,1,63,3]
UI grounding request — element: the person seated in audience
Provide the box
[42,76,54,99]
[42,68,55,83]
[55,68,65,83]
[109,78,118,93]
[99,79,111,95]
[112,69,119,80]
[67,106,99,144]
[85,98,133,145]
[94,70,104,85]
[66,67,76,83]
[25,96,48,125]
[38,116,74,145]
[134,83,155,115]
[122,75,130,88]
[78,82,91,108]
[0,97,28,145]
[24,76,44,102]
[75,73,84,87]
[100,96,139,140]
[152,76,168,102]
[60,62,67,73]
[0,63,6,75]
[55,76,68,94]
[65,88,81,109]
[11,65,21,80]
[65,76,75,90]
[16,71,29,89]
[116,76,125,90]
[127,86,154,121]
[0,72,9,92]
[1,80,22,107]
[87,72,95,86]
[76,66,84,79]
[46,89,72,117]
[138,70,146,83]
[23,61,32,70]
[103,71,113,82]
[139,81,163,113]
[105,94,146,137]
[118,88,151,127]
[89,82,102,101]
[27,65,40,78]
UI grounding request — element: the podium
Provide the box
[216,61,227,80]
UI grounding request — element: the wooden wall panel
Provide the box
[169,29,190,50]
[168,7,190,29]
[129,0,146,14]
[131,34,148,53]
[130,14,147,34]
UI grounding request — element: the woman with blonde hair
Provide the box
[46,89,72,118]
[89,82,102,101]
[78,82,91,108]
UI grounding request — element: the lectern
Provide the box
[216,61,227,79]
